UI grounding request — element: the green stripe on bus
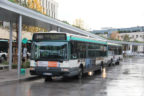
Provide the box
[70,36,107,44]
[67,36,70,41]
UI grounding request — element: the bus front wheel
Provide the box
[44,76,52,82]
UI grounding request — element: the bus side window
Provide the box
[71,42,78,59]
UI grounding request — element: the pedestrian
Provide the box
[22,45,27,63]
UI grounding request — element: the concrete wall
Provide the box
[138,45,144,52]
[0,27,32,40]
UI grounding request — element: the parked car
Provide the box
[137,53,144,57]
[0,52,7,63]
[124,50,133,56]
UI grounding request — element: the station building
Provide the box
[40,0,58,18]
[92,27,144,52]
[0,0,58,40]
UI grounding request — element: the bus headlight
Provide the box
[88,71,93,76]
[61,68,69,72]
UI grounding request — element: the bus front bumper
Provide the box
[30,67,79,77]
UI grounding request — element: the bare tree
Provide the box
[123,34,130,41]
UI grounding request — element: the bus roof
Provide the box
[33,32,107,45]
[69,34,107,45]
[107,42,122,46]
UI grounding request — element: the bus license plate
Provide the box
[43,73,52,76]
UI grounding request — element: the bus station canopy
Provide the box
[0,0,106,41]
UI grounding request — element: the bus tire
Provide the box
[109,59,112,66]
[116,61,120,65]
[76,65,83,79]
[44,76,52,82]
[110,59,113,66]
[101,61,104,67]
[95,65,103,73]
[111,59,115,66]
[98,65,103,73]
[97,63,103,73]
[108,63,111,67]
[62,76,71,81]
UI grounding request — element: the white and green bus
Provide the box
[30,32,122,80]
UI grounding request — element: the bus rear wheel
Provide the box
[75,67,83,79]
[96,65,103,73]
[116,61,120,65]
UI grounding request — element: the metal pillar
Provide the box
[9,22,13,70]
[126,44,129,51]
[17,15,22,79]
[130,44,133,52]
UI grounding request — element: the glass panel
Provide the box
[70,41,86,59]
[88,44,100,49]
[31,42,67,60]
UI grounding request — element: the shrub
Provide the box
[12,64,17,69]
[1,61,8,65]
[21,61,30,68]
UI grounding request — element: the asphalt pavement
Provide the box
[0,57,144,96]
[0,68,39,84]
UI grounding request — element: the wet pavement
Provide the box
[0,57,144,96]
[0,69,38,83]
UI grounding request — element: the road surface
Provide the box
[0,57,144,96]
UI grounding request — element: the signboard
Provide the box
[22,38,28,44]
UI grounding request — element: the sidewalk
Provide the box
[0,68,38,84]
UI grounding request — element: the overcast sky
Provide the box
[55,0,144,30]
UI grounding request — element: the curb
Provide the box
[0,76,41,86]
[0,78,19,86]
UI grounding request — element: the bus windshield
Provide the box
[31,42,68,61]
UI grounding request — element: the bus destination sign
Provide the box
[33,33,66,41]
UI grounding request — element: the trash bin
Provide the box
[20,68,26,75]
